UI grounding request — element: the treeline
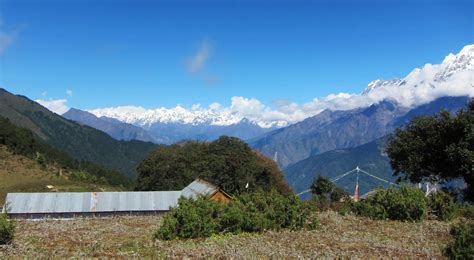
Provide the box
[0,116,132,187]
[135,136,291,195]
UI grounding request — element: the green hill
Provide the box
[284,136,396,197]
[0,88,157,178]
[0,145,125,205]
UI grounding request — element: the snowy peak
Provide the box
[90,106,240,127]
[435,44,474,82]
[89,106,285,129]
[361,44,474,103]
[87,44,474,129]
[362,79,403,95]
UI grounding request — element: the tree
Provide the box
[135,136,291,195]
[386,99,474,201]
[310,176,334,197]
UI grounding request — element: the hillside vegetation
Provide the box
[0,116,130,204]
[0,145,123,205]
[0,88,156,177]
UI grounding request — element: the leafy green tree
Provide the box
[135,136,291,195]
[386,99,474,201]
[310,176,334,198]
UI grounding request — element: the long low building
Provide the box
[2,178,232,219]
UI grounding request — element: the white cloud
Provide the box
[0,18,17,56]
[209,102,221,110]
[36,99,70,115]
[191,103,201,110]
[66,89,73,97]
[185,40,211,74]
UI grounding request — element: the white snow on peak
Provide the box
[89,101,287,129]
[87,44,474,128]
[361,44,474,107]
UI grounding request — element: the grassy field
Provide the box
[0,211,453,258]
[0,145,123,205]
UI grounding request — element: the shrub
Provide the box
[428,191,459,221]
[443,221,474,259]
[0,212,15,245]
[352,186,428,221]
[154,190,317,240]
[458,204,474,220]
[154,196,223,240]
[309,176,351,213]
[351,200,387,220]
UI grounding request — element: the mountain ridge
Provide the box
[0,88,157,178]
[251,96,470,168]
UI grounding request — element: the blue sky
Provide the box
[0,0,473,110]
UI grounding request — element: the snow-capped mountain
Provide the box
[88,45,474,130]
[361,44,474,102]
[90,105,244,128]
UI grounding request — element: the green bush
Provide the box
[155,196,223,240]
[428,191,459,221]
[443,221,474,259]
[0,212,15,245]
[352,186,428,221]
[351,200,388,220]
[458,204,474,220]
[154,190,317,240]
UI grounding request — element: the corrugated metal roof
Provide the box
[4,191,182,214]
[2,178,224,215]
[181,178,218,199]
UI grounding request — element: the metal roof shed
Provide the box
[2,178,232,218]
[3,191,182,218]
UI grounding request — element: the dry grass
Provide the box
[0,211,452,258]
[0,145,121,205]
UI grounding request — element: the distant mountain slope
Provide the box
[0,88,157,178]
[251,96,469,168]
[144,118,275,144]
[65,108,274,144]
[251,100,407,168]
[284,137,393,198]
[63,108,157,143]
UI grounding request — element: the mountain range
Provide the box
[63,108,158,143]
[251,96,470,169]
[64,108,275,144]
[1,44,472,194]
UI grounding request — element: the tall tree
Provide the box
[386,99,473,201]
[135,136,291,195]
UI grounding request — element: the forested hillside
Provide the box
[0,88,157,177]
[0,116,132,187]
